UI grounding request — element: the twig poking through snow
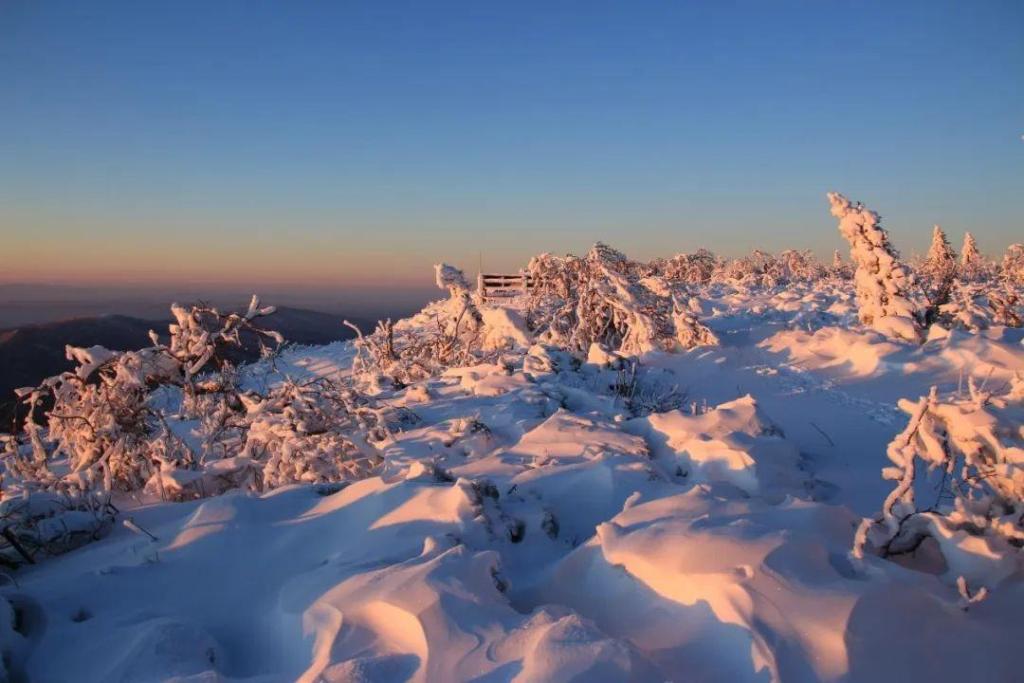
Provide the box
[957,576,989,610]
[123,518,158,542]
[809,421,835,447]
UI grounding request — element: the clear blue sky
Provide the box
[1,1,1021,294]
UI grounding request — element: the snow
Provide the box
[3,222,1024,681]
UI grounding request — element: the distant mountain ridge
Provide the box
[0,306,373,430]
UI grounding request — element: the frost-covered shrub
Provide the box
[348,264,490,386]
[1000,243,1024,285]
[937,283,993,333]
[711,250,779,289]
[827,192,923,342]
[525,244,718,356]
[661,249,721,285]
[988,286,1023,328]
[705,249,825,290]
[935,282,1023,332]
[0,491,117,567]
[238,379,383,490]
[2,297,388,502]
[672,298,720,348]
[10,297,281,493]
[854,377,1024,594]
[777,249,827,283]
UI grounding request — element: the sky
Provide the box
[1,1,1021,311]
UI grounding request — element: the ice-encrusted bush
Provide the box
[1001,243,1024,285]
[853,376,1024,594]
[937,283,994,333]
[10,297,281,493]
[2,297,385,501]
[988,286,1023,328]
[711,249,781,289]
[659,249,721,285]
[348,264,492,386]
[238,379,383,490]
[672,298,720,348]
[0,490,117,567]
[773,249,828,284]
[935,282,1023,332]
[827,192,923,342]
[525,243,718,356]
[705,249,827,290]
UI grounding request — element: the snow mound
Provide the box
[480,306,532,351]
[16,479,640,682]
[762,326,1024,386]
[630,395,801,496]
[528,488,1020,682]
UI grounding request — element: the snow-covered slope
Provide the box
[4,280,1023,682]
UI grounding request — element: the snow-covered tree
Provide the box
[925,225,957,269]
[919,225,958,323]
[827,192,923,342]
[959,231,987,282]
[922,225,957,282]
[830,249,852,279]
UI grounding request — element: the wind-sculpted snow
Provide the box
[525,489,1020,682]
[629,395,804,497]
[5,294,1023,680]
[7,477,634,682]
[3,202,1024,680]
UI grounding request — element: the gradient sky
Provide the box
[1,1,1021,295]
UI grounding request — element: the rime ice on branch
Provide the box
[827,192,923,342]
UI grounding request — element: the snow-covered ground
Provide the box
[4,277,1024,683]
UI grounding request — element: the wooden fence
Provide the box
[477,272,535,300]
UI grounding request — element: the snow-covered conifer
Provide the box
[923,225,957,280]
[920,225,959,323]
[959,231,987,282]
[827,192,923,342]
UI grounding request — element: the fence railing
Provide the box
[477,272,534,300]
